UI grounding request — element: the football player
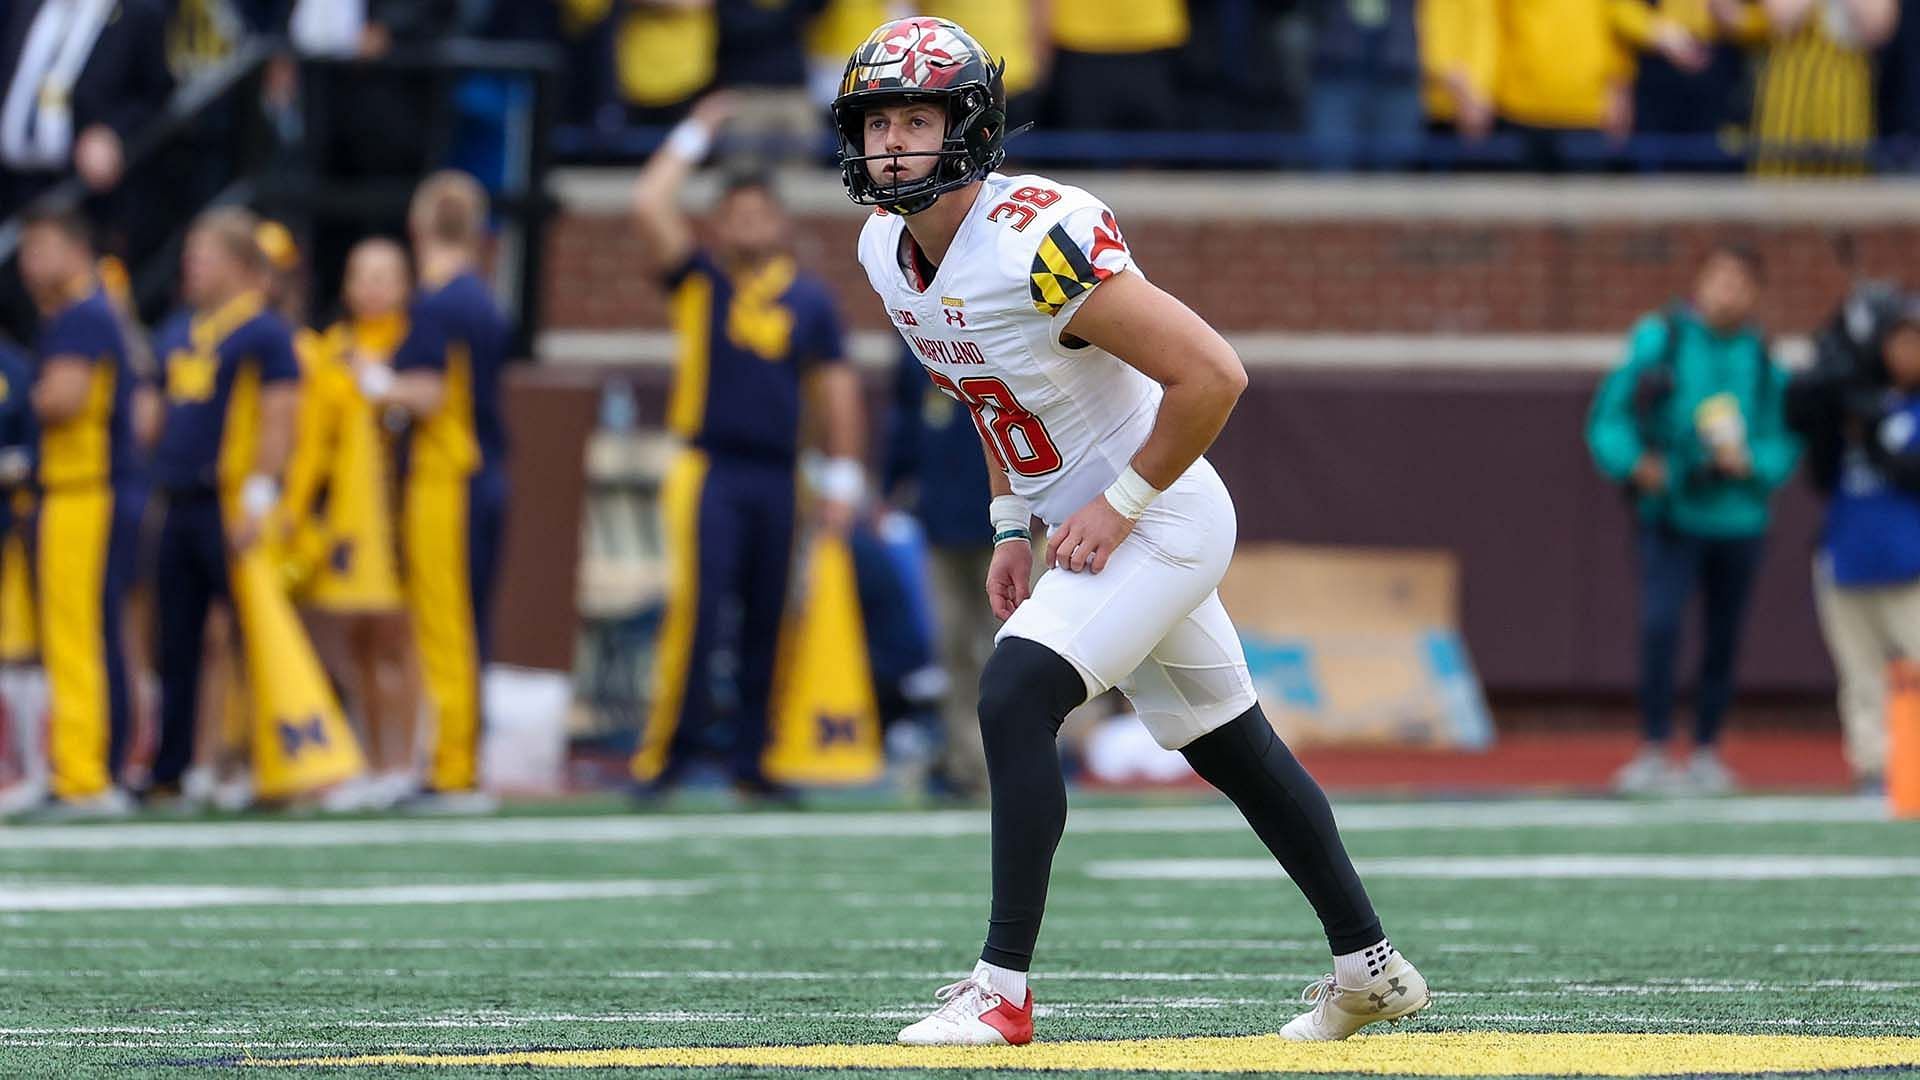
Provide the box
[832,17,1429,1046]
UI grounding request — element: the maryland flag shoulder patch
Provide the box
[1029,223,1104,316]
[1029,210,1131,316]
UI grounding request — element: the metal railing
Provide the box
[552,124,1920,174]
[2,39,561,357]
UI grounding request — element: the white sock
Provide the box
[1333,939,1395,987]
[973,959,1027,1003]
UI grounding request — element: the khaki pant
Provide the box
[1812,558,1920,778]
[926,544,996,795]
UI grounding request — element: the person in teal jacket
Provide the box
[1586,245,1801,796]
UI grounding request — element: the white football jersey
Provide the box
[857,173,1161,524]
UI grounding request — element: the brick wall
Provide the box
[544,210,1920,337]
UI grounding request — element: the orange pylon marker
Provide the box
[1888,660,1920,819]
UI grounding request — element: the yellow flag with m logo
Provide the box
[230,545,366,800]
[763,535,883,786]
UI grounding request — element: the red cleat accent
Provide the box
[979,989,1034,1045]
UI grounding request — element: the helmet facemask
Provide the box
[835,84,1004,216]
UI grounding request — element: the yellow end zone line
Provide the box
[249,1032,1920,1075]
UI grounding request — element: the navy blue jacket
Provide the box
[882,343,993,550]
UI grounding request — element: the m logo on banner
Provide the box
[277,714,330,759]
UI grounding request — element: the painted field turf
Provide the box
[0,795,1915,1079]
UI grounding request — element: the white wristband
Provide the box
[1102,466,1162,521]
[990,494,1032,545]
[356,360,395,400]
[813,457,865,504]
[666,119,713,162]
[241,474,280,519]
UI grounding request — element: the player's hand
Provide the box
[1652,19,1709,73]
[1454,88,1494,143]
[689,91,736,133]
[229,474,278,553]
[354,355,396,404]
[0,448,29,486]
[226,515,263,554]
[986,538,1032,620]
[73,125,124,191]
[816,497,856,538]
[1602,82,1635,143]
[1046,496,1135,575]
[1630,452,1668,494]
[1712,440,1752,479]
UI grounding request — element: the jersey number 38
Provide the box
[926,369,1063,477]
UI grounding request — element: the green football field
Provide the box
[3,793,1919,1079]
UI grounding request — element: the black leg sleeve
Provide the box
[976,636,1089,972]
[1181,703,1385,954]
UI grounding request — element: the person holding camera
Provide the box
[1790,287,1920,793]
[1587,245,1802,795]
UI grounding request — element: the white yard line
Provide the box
[1088,854,1920,882]
[0,879,708,912]
[0,797,1888,852]
[0,937,735,951]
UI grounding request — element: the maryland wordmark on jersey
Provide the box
[857,173,1151,524]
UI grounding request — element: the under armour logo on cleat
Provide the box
[1368,978,1408,1012]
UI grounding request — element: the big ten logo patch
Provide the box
[277,713,331,759]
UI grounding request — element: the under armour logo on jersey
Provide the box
[1368,978,1409,1012]
[944,308,966,326]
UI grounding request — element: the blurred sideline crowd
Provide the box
[0,171,510,819]
[5,0,1920,235]
[562,0,1920,173]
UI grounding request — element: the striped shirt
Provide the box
[1751,5,1877,176]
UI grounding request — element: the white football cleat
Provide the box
[1279,952,1430,1041]
[897,972,1034,1046]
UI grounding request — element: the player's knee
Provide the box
[977,637,1086,737]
